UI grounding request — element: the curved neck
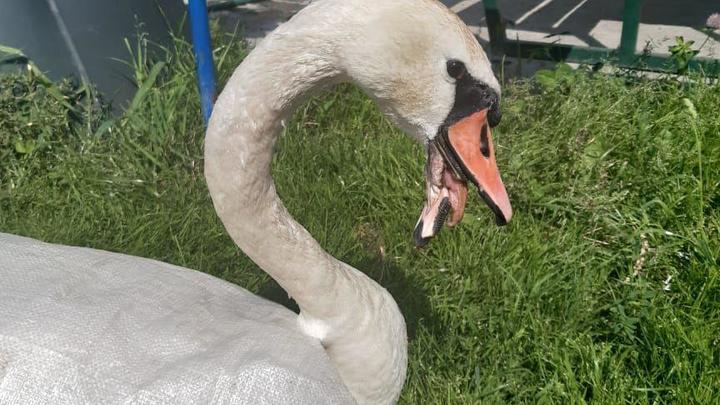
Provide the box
[204,8,407,404]
[205,31,344,318]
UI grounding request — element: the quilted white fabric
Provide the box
[0,232,354,404]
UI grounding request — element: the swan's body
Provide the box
[1,0,512,404]
[0,232,354,404]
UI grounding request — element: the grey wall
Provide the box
[0,0,188,111]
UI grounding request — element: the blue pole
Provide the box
[188,0,216,124]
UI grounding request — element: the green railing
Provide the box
[483,0,720,75]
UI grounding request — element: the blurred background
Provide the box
[2,0,718,111]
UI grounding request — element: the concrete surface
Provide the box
[214,0,310,45]
[452,0,719,58]
[213,0,720,77]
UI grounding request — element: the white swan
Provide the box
[0,0,512,404]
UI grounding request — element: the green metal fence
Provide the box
[483,0,720,75]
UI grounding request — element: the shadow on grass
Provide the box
[257,254,437,341]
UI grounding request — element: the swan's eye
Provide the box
[446,60,466,80]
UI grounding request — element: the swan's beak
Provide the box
[442,109,512,225]
[414,109,512,247]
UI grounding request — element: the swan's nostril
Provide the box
[479,124,490,158]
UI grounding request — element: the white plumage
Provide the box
[0,232,354,404]
[1,1,501,404]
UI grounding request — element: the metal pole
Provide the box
[619,0,642,64]
[483,0,507,56]
[188,0,216,124]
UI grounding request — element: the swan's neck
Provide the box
[205,31,344,316]
[204,15,406,405]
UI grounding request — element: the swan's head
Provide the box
[339,0,512,246]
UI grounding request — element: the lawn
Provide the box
[1,32,719,403]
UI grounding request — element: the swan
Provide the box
[0,0,512,404]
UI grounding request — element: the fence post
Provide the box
[619,0,643,65]
[188,0,216,124]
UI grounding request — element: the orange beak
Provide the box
[438,109,512,225]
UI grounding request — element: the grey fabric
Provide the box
[0,232,354,404]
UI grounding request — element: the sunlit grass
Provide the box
[1,33,718,403]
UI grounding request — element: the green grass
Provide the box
[1,33,719,403]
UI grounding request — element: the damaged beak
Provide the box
[413,109,512,247]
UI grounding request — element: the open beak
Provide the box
[413,109,512,247]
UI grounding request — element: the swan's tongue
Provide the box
[413,109,512,248]
[413,149,469,247]
[413,188,451,248]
